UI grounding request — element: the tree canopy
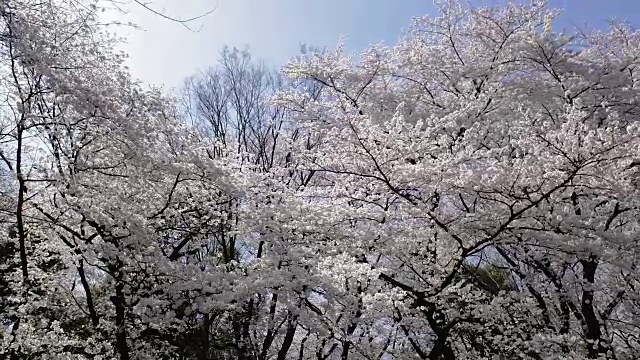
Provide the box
[0,0,639,359]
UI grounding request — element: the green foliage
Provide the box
[460,263,517,295]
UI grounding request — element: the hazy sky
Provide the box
[113,0,640,89]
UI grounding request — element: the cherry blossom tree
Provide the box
[181,47,327,360]
[0,0,638,359]
[272,1,640,358]
[0,0,239,358]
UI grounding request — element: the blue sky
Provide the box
[114,0,640,89]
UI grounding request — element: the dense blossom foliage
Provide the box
[0,0,639,359]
